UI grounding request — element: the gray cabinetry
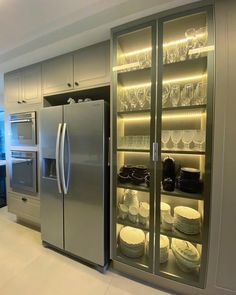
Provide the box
[8,192,40,225]
[4,64,42,107]
[21,64,41,104]
[73,41,110,89]
[4,71,21,107]
[42,54,73,95]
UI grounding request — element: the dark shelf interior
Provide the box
[162,105,206,112]
[117,109,151,117]
[117,148,150,153]
[117,182,149,192]
[162,149,205,155]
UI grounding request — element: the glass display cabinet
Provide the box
[111,6,214,289]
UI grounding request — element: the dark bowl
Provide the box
[120,165,134,175]
[131,173,145,185]
[145,174,150,187]
[118,172,131,183]
[180,167,200,181]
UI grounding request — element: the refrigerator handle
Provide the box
[60,123,70,194]
[56,123,62,193]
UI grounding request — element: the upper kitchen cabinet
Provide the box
[21,64,41,104]
[4,71,21,107]
[73,41,110,89]
[4,64,42,108]
[42,54,74,95]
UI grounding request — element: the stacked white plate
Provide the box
[161,202,171,223]
[119,226,145,258]
[160,235,169,263]
[173,206,201,235]
[146,232,149,257]
[171,238,200,273]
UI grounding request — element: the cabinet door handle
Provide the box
[22,100,26,103]
[21,197,27,202]
[74,81,79,86]
[67,83,72,87]
[152,142,158,162]
[17,101,21,104]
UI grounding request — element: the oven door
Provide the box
[10,151,37,193]
[10,112,36,146]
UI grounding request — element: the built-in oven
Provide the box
[10,112,36,146]
[10,151,37,193]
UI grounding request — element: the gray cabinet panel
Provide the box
[8,192,40,224]
[74,41,110,89]
[4,71,21,107]
[21,64,41,104]
[42,54,73,95]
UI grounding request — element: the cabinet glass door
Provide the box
[112,22,156,272]
[156,9,213,287]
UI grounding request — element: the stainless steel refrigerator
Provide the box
[39,100,109,271]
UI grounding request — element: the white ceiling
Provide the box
[0,0,200,97]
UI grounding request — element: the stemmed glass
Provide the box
[196,27,208,48]
[170,84,180,107]
[145,86,151,109]
[182,130,194,149]
[193,130,205,151]
[129,88,138,110]
[167,45,178,64]
[162,130,171,149]
[137,87,146,110]
[185,28,198,59]
[162,84,170,108]
[178,43,188,61]
[193,81,207,105]
[171,130,183,149]
[120,92,129,111]
[181,83,194,106]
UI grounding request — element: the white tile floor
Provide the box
[0,207,171,295]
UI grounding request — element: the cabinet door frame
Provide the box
[4,71,21,107]
[155,5,214,288]
[111,20,157,273]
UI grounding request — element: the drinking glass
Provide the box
[194,81,207,105]
[129,88,138,110]
[145,86,151,109]
[120,93,129,111]
[162,84,170,108]
[178,43,188,61]
[193,130,205,151]
[182,130,194,149]
[170,84,180,107]
[196,27,208,48]
[181,83,194,106]
[144,136,150,149]
[161,130,171,149]
[171,130,183,149]
[185,28,197,59]
[167,45,178,64]
[137,87,146,110]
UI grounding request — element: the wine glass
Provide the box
[167,45,178,64]
[145,86,151,109]
[162,84,170,108]
[185,28,198,59]
[170,84,180,107]
[194,81,207,105]
[178,43,188,61]
[120,92,129,111]
[182,130,194,149]
[137,87,146,110]
[193,130,205,151]
[129,88,138,110]
[162,130,171,149]
[171,130,183,149]
[196,27,208,48]
[181,83,194,106]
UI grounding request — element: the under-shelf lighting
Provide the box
[123,83,151,90]
[121,47,151,57]
[122,112,205,122]
[189,45,214,55]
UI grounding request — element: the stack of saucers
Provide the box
[160,235,169,263]
[161,202,171,223]
[173,206,201,235]
[171,238,200,273]
[119,226,145,258]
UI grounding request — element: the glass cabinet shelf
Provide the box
[161,188,203,200]
[160,227,202,244]
[117,182,149,192]
[163,55,207,68]
[117,148,150,153]
[117,217,149,231]
[162,150,205,155]
[162,105,206,112]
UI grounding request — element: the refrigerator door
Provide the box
[40,106,64,249]
[63,100,108,266]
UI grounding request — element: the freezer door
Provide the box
[64,100,108,266]
[40,106,64,249]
